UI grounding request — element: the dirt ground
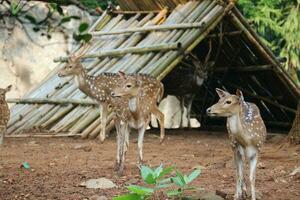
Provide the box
[0,130,299,200]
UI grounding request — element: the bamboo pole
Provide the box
[91,22,208,36]
[53,43,181,62]
[213,64,273,72]
[7,98,98,106]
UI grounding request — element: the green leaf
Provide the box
[171,177,185,187]
[81,34,92,42]
[157,166,174,180]
[175,170,186,185]
[112,193,142,200]
[127,185,154,195]
[59,16,80,25]
[154,164,163,178]
[167,189,182,197]
[25,15,37,24]
[156,183,173,189]
[79,22,89,33]
[73,33,92,43]
[140,166,156,184]
[11,2,21,16]
[187,168,201,183]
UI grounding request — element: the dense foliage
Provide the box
[238,0,300,82]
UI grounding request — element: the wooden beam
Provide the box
[213,64,273,72]
[223,82,297,113]
[7,98,98,106]
[91,22,206,36]
[206,30,243,38]
[54,42,181,62]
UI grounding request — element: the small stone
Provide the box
[80,178,116,189]
[290,167,300,176]
[199,192,224,200]
[257,162,266,169]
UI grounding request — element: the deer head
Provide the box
[206,88,244,117]
[0,85,12,101]
[111,71,140,98]
[58,44,89,77]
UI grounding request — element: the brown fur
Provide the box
[0,85,12,145]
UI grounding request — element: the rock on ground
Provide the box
[80,178,116,189]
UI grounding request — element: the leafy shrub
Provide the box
[113,164,201,200]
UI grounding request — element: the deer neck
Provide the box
[75,70,93,96]
[128,92,142,120]
[227,105,251,146]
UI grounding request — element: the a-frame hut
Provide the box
[7,0,300,137]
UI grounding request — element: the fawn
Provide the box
[111,71,164,174]
[207,88,266,200]
[0,85,12,145]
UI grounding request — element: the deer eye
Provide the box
[225,100,231,104]
[126,84,132,88]
[68,66,72,69]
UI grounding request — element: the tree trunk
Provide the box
[288,101,300,144]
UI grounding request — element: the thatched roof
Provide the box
[7,0,300,136]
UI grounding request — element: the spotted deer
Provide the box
[0,85,12,145]
[58,48,165,142]
[206,88,266,200]
[111,72,164,175]
[58,52,119,142]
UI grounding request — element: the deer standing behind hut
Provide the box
[111,72,164,175]
[164,41,213,127]
[0,85,12,145]
[207,88,266,200]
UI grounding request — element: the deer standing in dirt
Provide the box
[58,51,119,142]
[0,85,12,145]
[58,47,165,143]
[111,72,164,174]
[206,88,266,200]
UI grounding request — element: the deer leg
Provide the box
[99,103,108,143]
[247,146,258,200]
[114,119,121,171]
[137,125,146,166]
[151,107,165,144]
[0,126,5,145]
[186,94,195,128]
[233,145,246,200]
[118,123,128,176]
[179,96,185,128]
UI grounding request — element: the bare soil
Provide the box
[0,130,299,200]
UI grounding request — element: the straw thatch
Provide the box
[7,0,300,137]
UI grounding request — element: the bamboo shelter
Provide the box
[7,0,300,137]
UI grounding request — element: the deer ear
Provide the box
[118,71,126,79]
[236,89,244,101]
[5,85,12,92]
[215,88,229,98]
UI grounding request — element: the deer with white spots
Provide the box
[58,51,119,142]
[58,48,165,143]
[111,72,164,174]
[0,85,12,145]
[206,88,266,200]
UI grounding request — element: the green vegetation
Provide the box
[113,165,201,200]
[238,0,300,83]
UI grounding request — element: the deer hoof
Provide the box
[159,137,165,144]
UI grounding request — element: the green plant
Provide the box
[113,165,201,200]
[167,168,201,199]
[73,22,93,43]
